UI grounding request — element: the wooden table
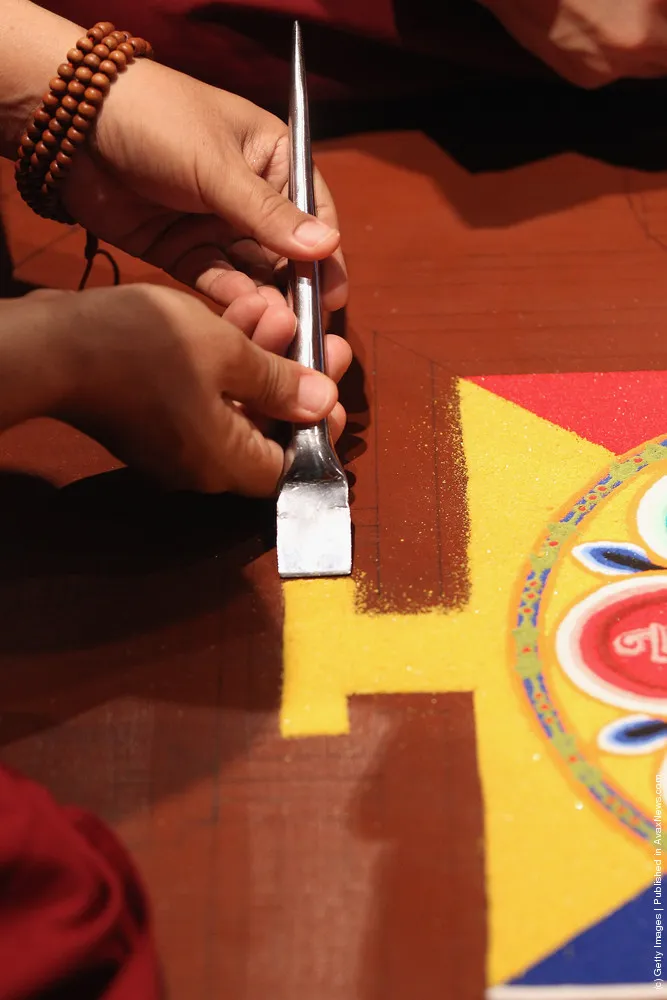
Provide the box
[1,127,664,998]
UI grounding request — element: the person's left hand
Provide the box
[479,0,667,88]
[61,53,348,326]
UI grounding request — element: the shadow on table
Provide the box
[310,77,667,230]
[0,467,281,746]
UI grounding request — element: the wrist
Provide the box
[0,293,81,428]
[0,0,83,159]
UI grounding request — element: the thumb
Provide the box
[212,156,340,260]
[222,329,338,422]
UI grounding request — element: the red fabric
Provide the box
[0,765,160,1000]
[47,0,546,106]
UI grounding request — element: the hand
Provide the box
[479,0,667,87]
[26,284,351,496]
[61,55,348,314]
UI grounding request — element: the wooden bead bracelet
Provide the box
[15,21,152,228]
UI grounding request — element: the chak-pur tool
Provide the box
[276,21,352,579]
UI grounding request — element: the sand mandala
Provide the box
[283,373,664,998]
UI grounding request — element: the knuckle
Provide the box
[600,17,648,53]
[222,326,250,371]
[254,187,289,226]
[175,444,229,495]
[256,355,288,410]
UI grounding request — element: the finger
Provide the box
[271,252,347,314]
[226,238,275,286]
[208,154,340,262]
[328,402,347,443]
[313,167,339,232]
[249,299,295,355]
[251,304,296,352]
[320,251,348,312]
[313,168,348,311]
[325,335,353,384]
[175,246,259,305]
[213,401,286,497]
[134,213,263,306]
[221,329,338,422]
[256,285,287,309]
[222,292,269,337]
[223,294,295,352]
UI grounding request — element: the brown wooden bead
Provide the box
[144,42,154,59]
[66,126,85,144]
[98,59,117,78]
[17,21,153,223]
[90,72,110,91]
[83,86,104,106]
[76,101,97,120]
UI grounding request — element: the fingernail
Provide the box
[296,372,334,415]
[294,219,336,248]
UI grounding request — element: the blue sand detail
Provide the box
[508,885,656,986]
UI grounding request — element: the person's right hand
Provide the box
[2,3,347,315]
[30,283,350,496]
